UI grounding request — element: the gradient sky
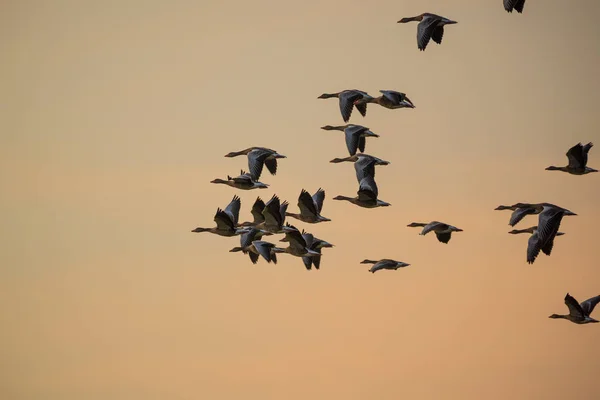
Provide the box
[2,1,600,399]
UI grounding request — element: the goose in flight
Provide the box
[525,204,576,264]
[407,221,463,243]
[333,175,391,208]
[191,195,243,237]
[286,188,331,223]
[330,154,390,183]
[549,293,600,324]
[495,202,575,227]
[545,142,597,175]
[397,13,457,51]
[361,259,410,273]
[239,197,266,227]
[320,124,379,156]
[508,226,565,264]
[211,170,269,190]
[230,239,281,264]
[354,90,415,110]
[224,147,287,181]
[504,0,526,13]
[318,89,373,122]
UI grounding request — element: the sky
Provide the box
[1,0,600,399]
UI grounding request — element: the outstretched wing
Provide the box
[339,91,363,122]
[564,293,585,319]
[312,188,325,213]
[416,17,439,50]
[509,207,536,227]
[435,231,452,243]
[580,295,600,317]
[526,232,542,264]
[224,195,241,225]
[566,143,584,170]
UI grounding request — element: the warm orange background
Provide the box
[2,0,599,399]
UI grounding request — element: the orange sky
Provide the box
[1,1,600,399]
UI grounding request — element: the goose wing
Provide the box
[252,240,274,263]
[302,256,313,270]
[504,0,526,12]
[214,208,235,231]
[354,157,377,183]
[262,195,282,228]
[431,26,444,44]
[526,231,542,264]
[564,293,585,319]
[541,237,555,256]
[580,295,600,317]
[284,225,308,251]
[312,188,326,213]
[248,149,271,181]
[416,17,439,51]
[264,157,278,176]
[357,176,378,202]
[536,207,565,247]
[344,125,368,156]
[435,231,452,243]
[248,251,260,264]
[224,195,241,225]
[339,91,363,122]
[240,228,259,247]
[251,197,266,224]
[298,189,318,217]
[509,207,536,227]
[582,142,593,167]
[566,143,585,170]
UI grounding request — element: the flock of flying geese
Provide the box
[194,1,600,324]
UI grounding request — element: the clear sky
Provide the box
[1,0,600,399]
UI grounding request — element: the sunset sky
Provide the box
[2,0,600,399]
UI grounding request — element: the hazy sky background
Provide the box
[2,0,600,399]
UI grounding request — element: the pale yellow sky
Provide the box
[1,1,600,399]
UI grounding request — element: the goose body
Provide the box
[546,142,597,175]
[321,124,379,156]
[549,293,600,324]
[361,259,410,273]
[224,147,287,181]
[333,175,390,208]
[191,195,244,237]
[495,202,575,227]
[397,13,457,51]
[354,90,415,110]
[286,188,331,223]
[330,154,390,183]
[407,221,463,243]
[211,170,269,190]
[318,89,373,122]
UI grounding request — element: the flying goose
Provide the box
[255,194,289,234]
[320,124,379,156]
[504,0,526,13]
[191,195,243,237]
[330,154,390,183]
[224,147,287,181]
[211,170,269,190]
[397,13,457,51]
[280,230,334,270]
[238,197,266,227]
[407,221,463,243]
[508,226,565,264]
[333,175,391,208]
[317,90,373,122]
[495,202,574,227]
[526,204,576,264]
[286,188,331,224]
[277,224,322,259]
[545,142,597,175]
[361,259,411,274]
[549,293,600,324]
[354,90,415,110]
[229,239,281,264]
